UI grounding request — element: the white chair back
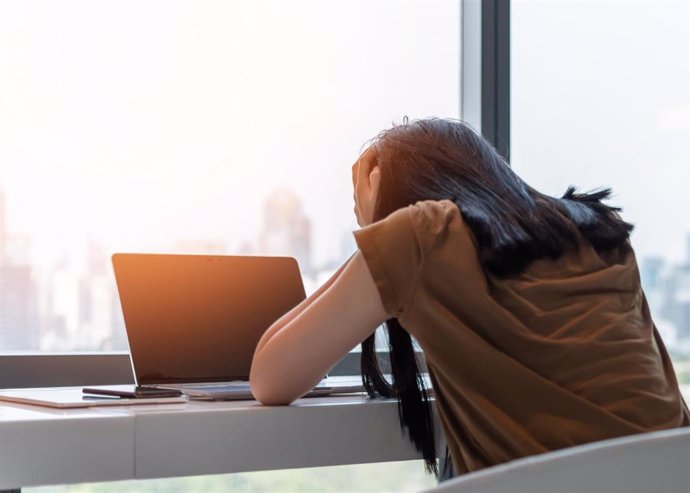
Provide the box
[422,427,690,493]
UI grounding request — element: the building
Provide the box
[258,189,313,278]
[0,186,40,350]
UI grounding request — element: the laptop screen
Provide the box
[112,254,306,385]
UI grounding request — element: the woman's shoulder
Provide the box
[407,199,462,231]
[409,198,458,216]
[370,199,461,238]
[360,199,472,256]
[403,199,477,257]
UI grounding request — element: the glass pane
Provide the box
[512,0,690,384]
[0,0,461,351]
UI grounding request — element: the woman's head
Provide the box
[368,118,516,222]
[353,118,532,238]
[354,117,634,276]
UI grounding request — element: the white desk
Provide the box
[0,392,421,490]
[0,403,135,488]
[6,386,685,490]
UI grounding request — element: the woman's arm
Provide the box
[249,251,387,405]
[254,254,355,355]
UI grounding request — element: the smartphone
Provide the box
[82,385,183,399]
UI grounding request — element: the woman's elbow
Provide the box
[249,365,297,406]
[251,384,296,406]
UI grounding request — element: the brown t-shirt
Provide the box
[354,199,690,474]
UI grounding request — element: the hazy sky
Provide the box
[0,0,687,273]
[0,0,460,271]
[512,0,689,263]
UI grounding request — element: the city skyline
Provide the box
[0,186,348,351]
[0,182,689,357]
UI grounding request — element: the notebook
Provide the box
[109,253,362,400]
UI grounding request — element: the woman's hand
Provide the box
[352,146,381,227]
[249,251,387,405]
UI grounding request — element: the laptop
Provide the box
[109,253,362,400]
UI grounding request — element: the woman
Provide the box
[249,118,690,476]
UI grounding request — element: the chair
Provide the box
[421,427,690,493]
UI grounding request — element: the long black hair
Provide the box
[360,118,634,475]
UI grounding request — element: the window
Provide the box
[0,0,461,352]
[512,0,690,383]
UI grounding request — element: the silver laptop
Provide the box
[112,253,361,400]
